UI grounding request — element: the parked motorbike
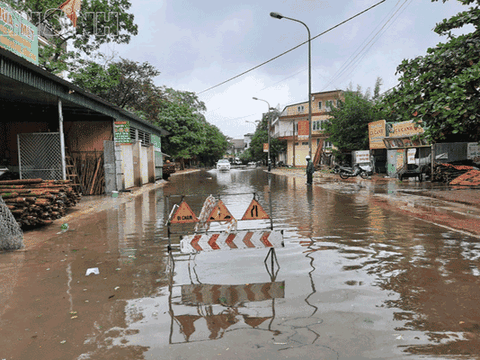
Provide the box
[338,164,370,179]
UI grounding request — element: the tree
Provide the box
[69,57,165,123]
[379,0,480,142]
[248,110,286,164]
[324,81,385,159]
[155,90,229,166]
[13,0,138,73]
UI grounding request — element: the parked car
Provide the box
[216,159,231,171]
[247,161,257,168]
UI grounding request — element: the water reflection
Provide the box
[4,168,480,359]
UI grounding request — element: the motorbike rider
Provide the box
[306,155,314,185]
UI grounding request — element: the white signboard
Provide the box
[355,150,370,163]
[467,142,480,160]
[407,148,416,164]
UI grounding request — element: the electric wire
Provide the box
[322,0,412,91]
[197,0,386,95]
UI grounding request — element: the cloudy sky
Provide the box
[108,0,470,140]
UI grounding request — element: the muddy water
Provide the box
[2,168,480,359]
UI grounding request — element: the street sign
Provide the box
[180,230,284,253]
[241,199,270,220]
[263,143,269,152]
[170,201,199,224]
[207,200,234,222]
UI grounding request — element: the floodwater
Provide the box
[2,168,480,359]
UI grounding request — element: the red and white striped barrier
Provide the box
[180,230,284,253]
[181,281,285,306]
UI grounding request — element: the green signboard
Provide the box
[0,2,38,64]
[114,121,131,144]
[151,134,161,152]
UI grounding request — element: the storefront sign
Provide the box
[355,150,370,163]
[368,120,386,149]
[467,142,480,160]
[151,134,161,152]
[0,2,38,64]
[390,120,424,137]
[407,148,416,164]
[114,121,131,144]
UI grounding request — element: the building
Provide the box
[226,139,245,159]
[244,133,254,150]
[272,90,343,167]
[0,46,167,195]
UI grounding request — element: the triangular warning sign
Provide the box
[241,199,270,220]
[171,201,199,224]
[207,200,235,222]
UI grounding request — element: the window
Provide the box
[323,141,333,149]
[313,120,321,131]
[318,101,322,110]
[302,142,308,146]
[129,126,151,145]
[325,100,334,110]
[295,142,299,146]
[297,105,304,113]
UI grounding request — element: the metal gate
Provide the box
[18,133,63,180]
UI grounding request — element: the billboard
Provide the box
[0,2,38,64]
[368,120,386,149]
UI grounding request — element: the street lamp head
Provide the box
[252,97,258,100]
[270,12,283,19]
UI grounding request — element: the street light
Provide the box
[252,97,273,171]
[270,11,312,159]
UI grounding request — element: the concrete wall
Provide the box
[140,144,149,185]
[121,144,134,189]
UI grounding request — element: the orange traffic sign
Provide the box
[241,199,270,220]
[171,201,199,224]
[207,200,234,222]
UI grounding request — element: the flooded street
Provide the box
[2,168,480,359]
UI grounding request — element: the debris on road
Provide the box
[85,267,99,276]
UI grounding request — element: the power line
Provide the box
[197,0,386,95]
[322,0,412,91]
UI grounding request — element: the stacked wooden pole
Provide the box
[432,163,476,183]
[71,152,105,195]
[0,179,82,228]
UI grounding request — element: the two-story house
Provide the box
[271,90,343,167]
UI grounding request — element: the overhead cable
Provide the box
[197,0,386,95]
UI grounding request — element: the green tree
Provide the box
[379,0,480,142]
[248,110,286,164]
[69,57,165,123]
[13,0,138,73]
[324,81,385,159]
[155,90,229,166]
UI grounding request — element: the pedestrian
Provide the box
[306,155,314,185]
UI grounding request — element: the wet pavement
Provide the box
[2,167,480,359]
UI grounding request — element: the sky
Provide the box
[106,0,471,140]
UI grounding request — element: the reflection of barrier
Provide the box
[181,282,285,306]
[167,244,284,344]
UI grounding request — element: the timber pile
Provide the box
[71,152,105,195]
[432,163,477,183]
[0,178,82,228]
